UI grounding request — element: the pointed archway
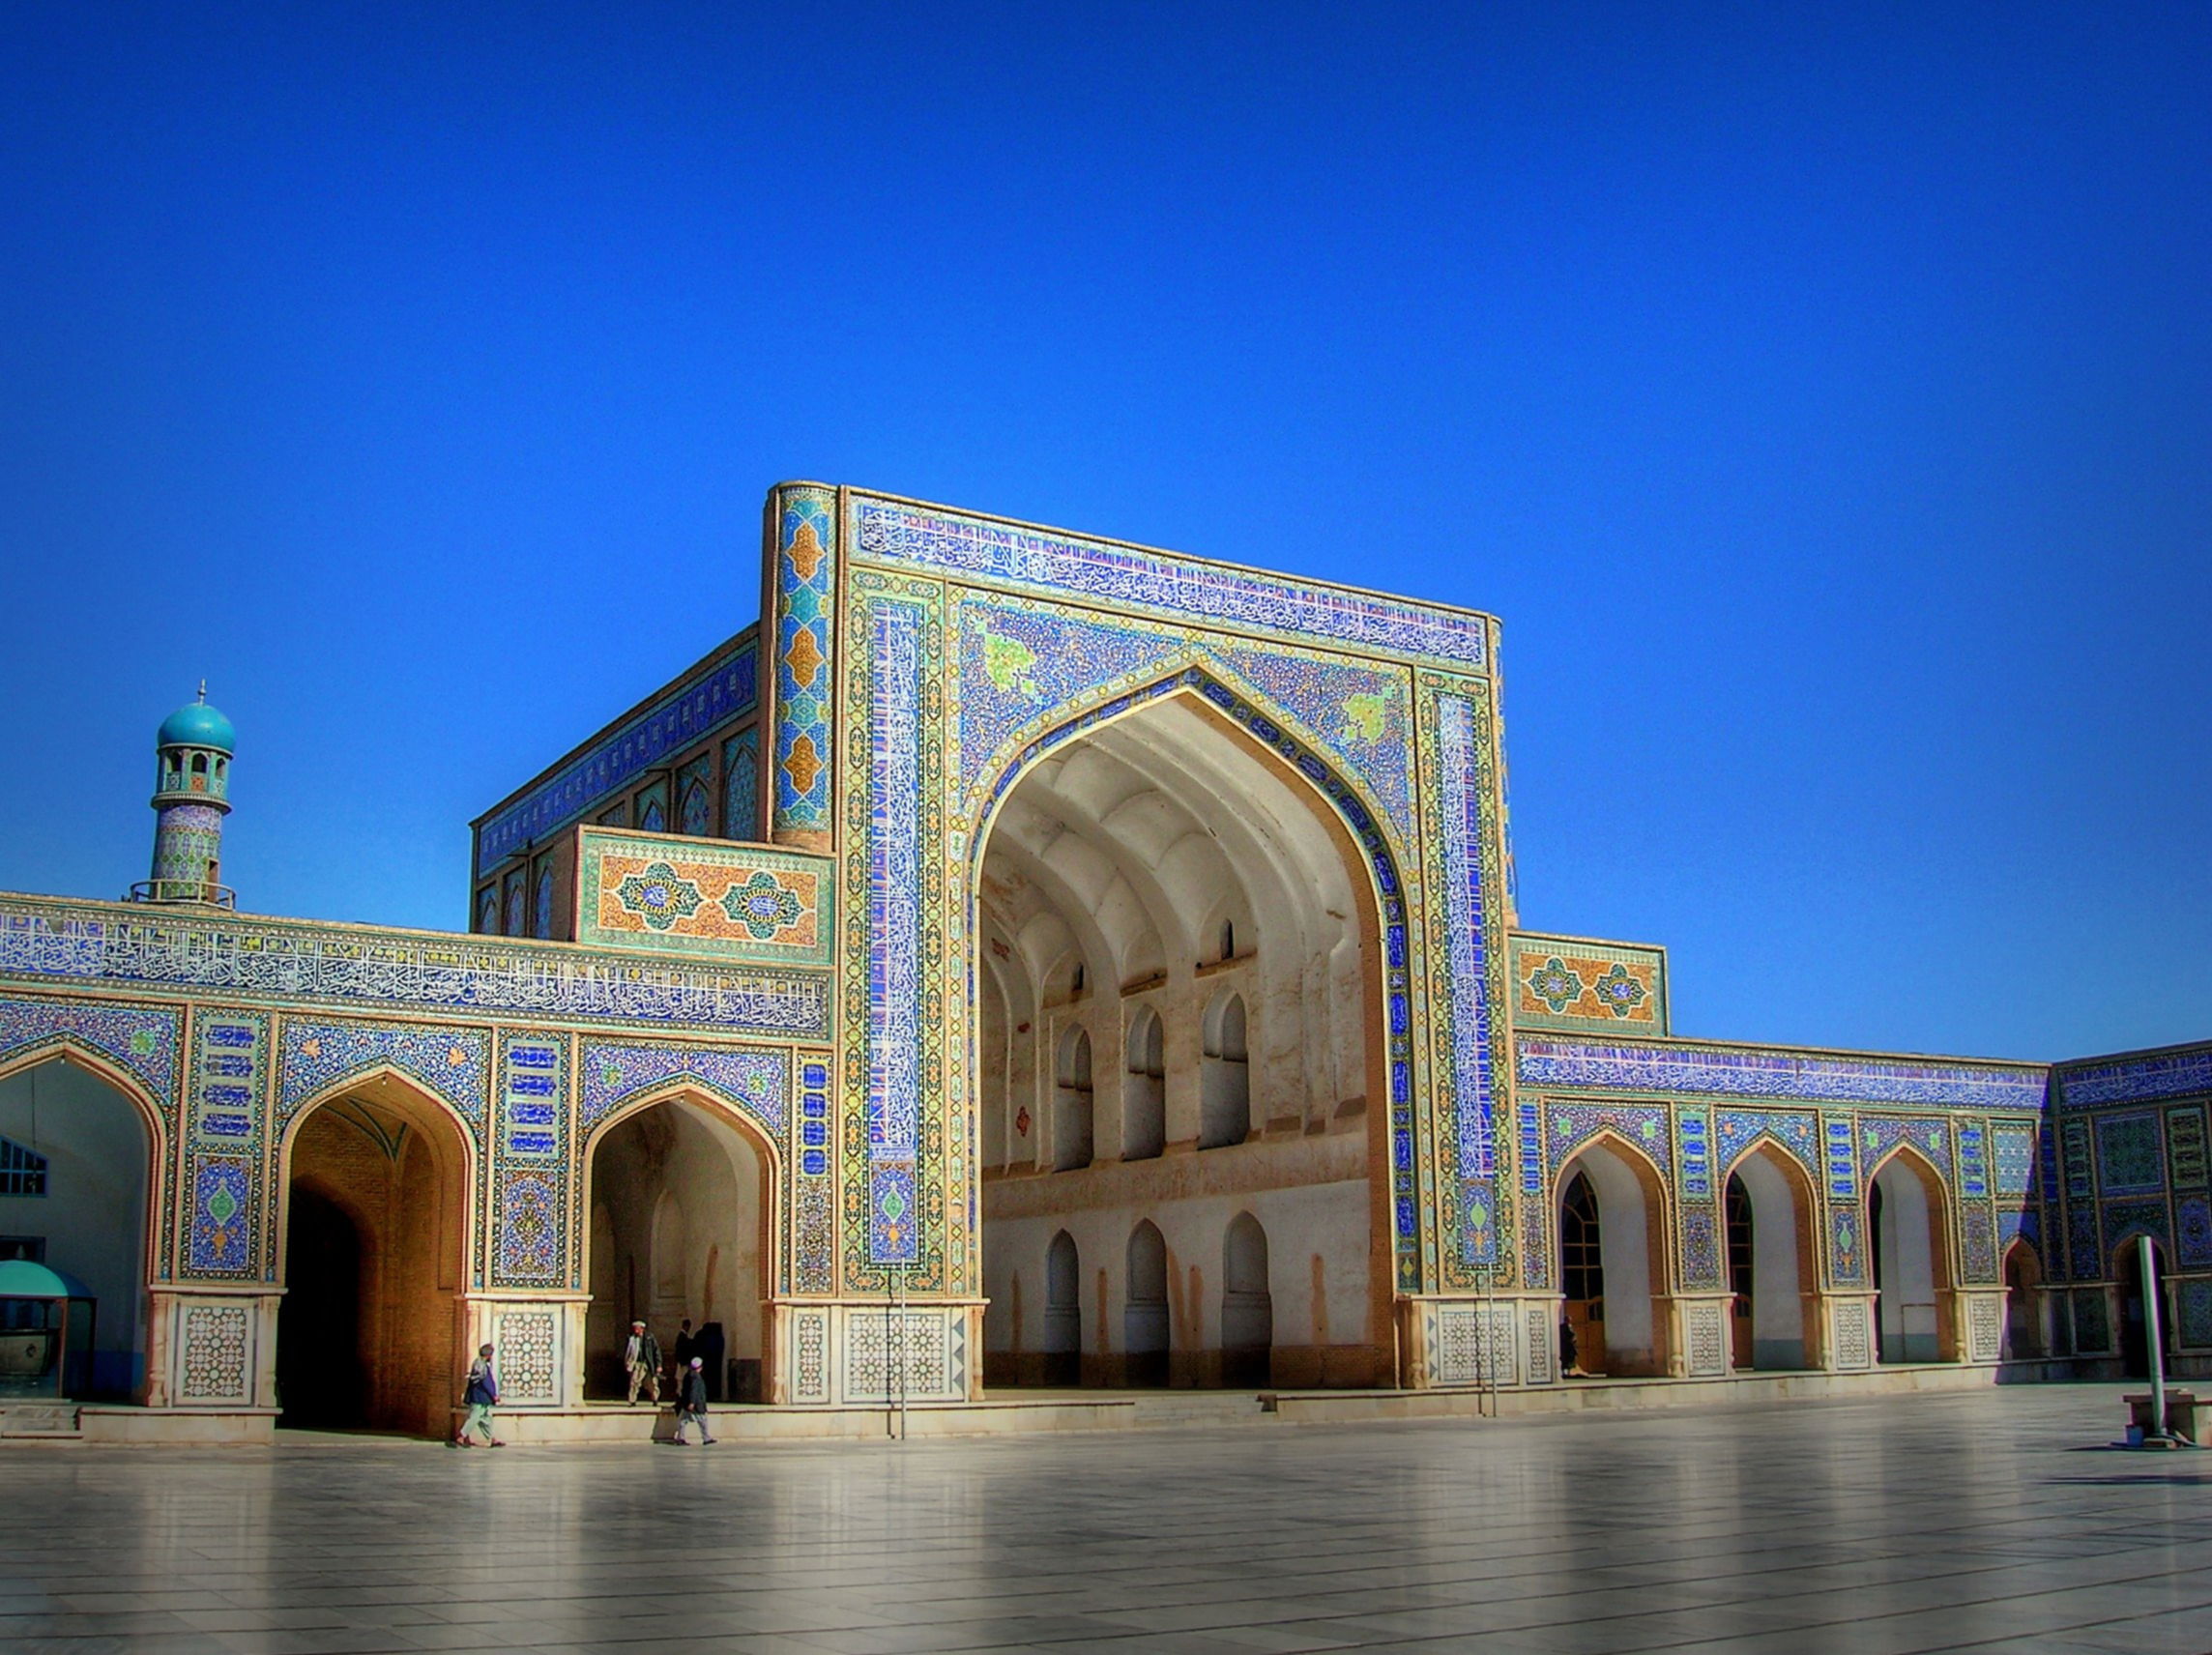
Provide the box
[1869,1147,1954,1364]
[975,683,1398,1391]
[278,1075,473,1435]
[1721,1141,1821,1371]
[0,1053,158,1399]
[1556,1134,1673,1378]
[582,1090,776,1404]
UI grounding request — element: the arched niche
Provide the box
[1556,1136,1672,1378]
[1869,1148,1954,1364]
[1723,1142,1821,1372]
[1200,992,1251,1150]
[1054,1027,1094,1173]
[0,1053,158,1399]
[1043,1230,1081,1387]
[278,1074,475,1436]
[1123,1007,1166,1163]
[1125,1220,1169,1387]
[1220,1211,1273,1386]
[2114,1234,2173,1379]
[583,1091,774,1403]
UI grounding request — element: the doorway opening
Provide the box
[0,1056,153,1400]
[1557,1138,1671,1377]
[279,1082,471,1434]
[1869,1150,1953,1364]
[1723,1145,1819,1370]
[584,1094,771,1403]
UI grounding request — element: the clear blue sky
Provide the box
[2,5,2205,1063]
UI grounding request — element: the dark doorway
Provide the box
[1560,1170,1606,1374]
[1726,1175,1756,1370]
[2118,1240,2171,1379]
[276,1185,366,1429]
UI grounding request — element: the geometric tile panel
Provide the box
[575,829,833,969]
[1510,934,1667,1035]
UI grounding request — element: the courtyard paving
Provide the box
[4,1384,2209,1655]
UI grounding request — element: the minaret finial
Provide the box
[197,679,207,704]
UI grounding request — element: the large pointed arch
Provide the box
[1719,1135,1822,1371]
[1867,1143,1956,1364]
[0,1044,165,1399]
[970,668,1417,1281]
[579,1083,783,1404]
[1555,1127,1675,1378]
[276,1068,479,1435]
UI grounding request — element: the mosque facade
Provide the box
[0,481,2205,1438]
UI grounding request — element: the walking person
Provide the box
[623,1320,661,1405]
[453,1343,505,1447]
[670,1318,695,1393]
[673,1354,715,1445]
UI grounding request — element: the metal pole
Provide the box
[2141,1234,2168,1440]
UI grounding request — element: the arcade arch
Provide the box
[1556,1136,1672,1378]
[583,1092,771,1403]
[1722,1143,1820,1371]
[1124,1220,1169,1386]
[278,1076,472,1435]
[0,1054,156,1399]
[1869,1149,1953,1364]
[976,688,1390,1392]
[2002,1239,2046,1361]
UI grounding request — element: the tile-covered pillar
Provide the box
[763,483,837,852]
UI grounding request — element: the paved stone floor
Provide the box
[5,1384,2211,1655]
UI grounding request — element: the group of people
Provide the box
[449,1319,716,1448]
[621,1318,716,1444]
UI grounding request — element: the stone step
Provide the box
[0,1403,83,1438]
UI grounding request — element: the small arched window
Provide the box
[679,778,712,838]
[190,753,208,775]
[1220,919,1236,961]
[1200,993,1250,1149]
[1054,1028,1094,1172]
[1070,962,1085,995]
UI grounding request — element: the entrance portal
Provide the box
[975,688,1390,1390]
[0,1057,154,1399]
[1557,1139,1670,1377]
[279,1084,471,1434]
[1723,1146,1818,1370]
[1870,1150,1951,1364]
[584,1095,770,1403]
[2003,1240,2045,1361]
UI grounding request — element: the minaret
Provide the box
[133,683,237,907]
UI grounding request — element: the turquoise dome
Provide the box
[159,695,234,753]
